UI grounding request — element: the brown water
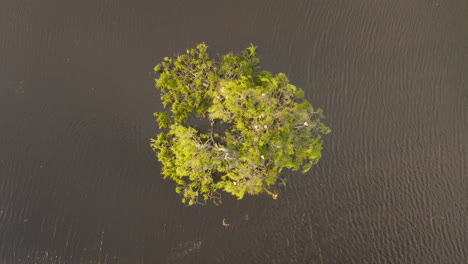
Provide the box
[0,0,467,263]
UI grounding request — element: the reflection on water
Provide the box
[0,0,466,263]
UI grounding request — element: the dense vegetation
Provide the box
[151,43,330,205]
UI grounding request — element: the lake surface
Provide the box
[0,0,467,263]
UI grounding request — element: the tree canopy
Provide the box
[151,43,330,205]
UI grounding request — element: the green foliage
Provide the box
[151,43,331,205]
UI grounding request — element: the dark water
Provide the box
[1,0,467,263]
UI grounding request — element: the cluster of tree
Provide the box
[151,43,330,205]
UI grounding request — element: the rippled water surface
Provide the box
[0,0,467,263]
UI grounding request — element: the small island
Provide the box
[151,43,330,205]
